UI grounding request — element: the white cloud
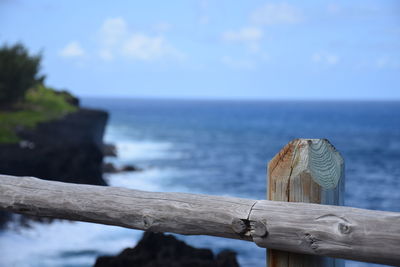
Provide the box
[99,49,114,61]
[221,56,256,70]
[376,56,400,69]
[198,0,210,25]
[222,27,263,42]
[326,55,339,65]
[122,34,184,61]
[251,3,303,25]
[99,17,128,47]
[98,17,128,60]
[222,27,263,53]
[98,17,183,61]
[59,41,85,58]
[312,52,339,65]
[153,22,172,32]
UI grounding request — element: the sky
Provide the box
[1,0,400,100]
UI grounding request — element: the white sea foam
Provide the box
[104,125,183,161]
[104,141,185,167]
[107,167,183,192]
[115,140,176,161]
[0,220,141,267]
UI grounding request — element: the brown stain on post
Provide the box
[268,140,297,202]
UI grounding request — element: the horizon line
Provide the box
[76,94,400,103]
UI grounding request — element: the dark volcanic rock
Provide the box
[0,211,11,228]
[103,162,142,173]
[103,162,118,173]
[94,232,239,267]
[0,108,108,185]
[0,108,109,227]
[94,232,240,267]
[103,143,117,157]
[120,165,142,172]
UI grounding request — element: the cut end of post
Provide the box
[268,139,344,202]
[306,139,343,189]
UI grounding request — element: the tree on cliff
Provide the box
[0,43,45,107]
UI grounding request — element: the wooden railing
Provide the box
[0,139,399,267]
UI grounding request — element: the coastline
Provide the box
[0,106,109,228]
[0,108,108,185]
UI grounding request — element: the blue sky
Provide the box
[1,0,399,100]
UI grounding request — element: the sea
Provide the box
[1,98,400,267]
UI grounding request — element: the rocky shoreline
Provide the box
[0,106,109,227]
[0,103,240,266]
[0,108,108,185]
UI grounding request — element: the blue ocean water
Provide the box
[88,99,400,210]
[1,99,399,267]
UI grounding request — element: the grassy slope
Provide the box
[0,85,78,143]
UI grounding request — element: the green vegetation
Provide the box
[0,85,78,143]
[0,43,44,106]
[0,44,78,144]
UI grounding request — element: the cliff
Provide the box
[0,108,108,185]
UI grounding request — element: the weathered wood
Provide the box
[250,200,400,266]
[0,174,400,266]
[0,174,255,240]
[267,139,345,267]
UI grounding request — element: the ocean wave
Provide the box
[107,167,180,192]
[114,140,182,161]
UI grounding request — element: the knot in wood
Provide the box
[143,215,154,229]
[252,221,268,238]
[231,218,247,234]
[338,222,351,234]
[304,233,320,251]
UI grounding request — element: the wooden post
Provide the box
[267,139,344,267]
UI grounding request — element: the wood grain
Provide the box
[0,174,255,240]
[0,174,399,265]
[250,200,400,266]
